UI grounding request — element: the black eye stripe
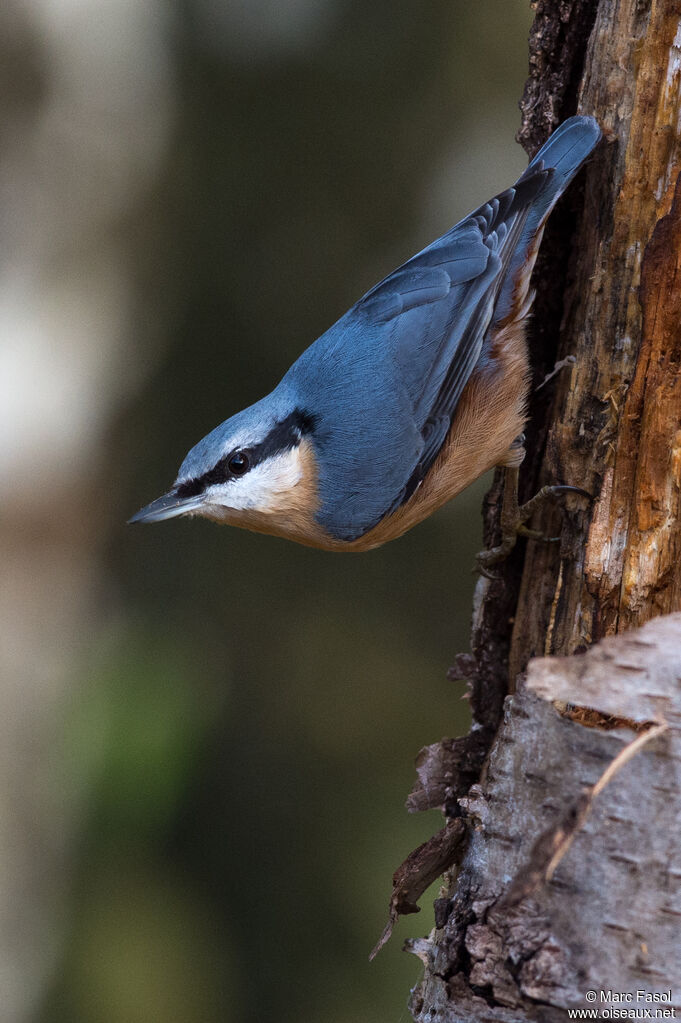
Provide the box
[248,408,316,465]
[176,408,316,499]
[176,451,250,496]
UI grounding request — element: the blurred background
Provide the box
[1,1,532,1020]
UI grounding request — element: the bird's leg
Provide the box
[475,466,523,576]
[475,458,591,576]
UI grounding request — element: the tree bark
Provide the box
[513,0,681,666]
[409,615,680,1021]
[392,1,681,1018]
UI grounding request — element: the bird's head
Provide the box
[129,391,324,543]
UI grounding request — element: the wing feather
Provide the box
[357,171,549,515]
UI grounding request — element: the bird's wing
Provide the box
[355,168,549,513]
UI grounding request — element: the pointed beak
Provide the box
[128,490,205,524]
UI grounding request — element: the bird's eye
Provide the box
[228,451,250,476]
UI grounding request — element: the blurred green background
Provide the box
[1,1,531,1020]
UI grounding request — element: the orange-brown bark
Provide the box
[512,0,681,673]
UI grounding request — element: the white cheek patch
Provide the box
[204,446,305,513]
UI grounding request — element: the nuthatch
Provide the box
[131,116,600,564]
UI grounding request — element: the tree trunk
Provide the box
[391,1,681,1018]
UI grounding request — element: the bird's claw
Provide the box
[474,468,591,576]
[517,525,560,542]
[473,553,502,580]
[474,533,518,577]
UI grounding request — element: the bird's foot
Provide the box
[474,470,591,577]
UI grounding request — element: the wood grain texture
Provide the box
[512,0,681,676]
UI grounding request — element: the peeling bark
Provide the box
[401,0,681,1019]
[410,617,681,1021]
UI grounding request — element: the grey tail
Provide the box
[524,115,602,194]
[494,115,601,324]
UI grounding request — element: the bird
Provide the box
[130,116,600,565]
